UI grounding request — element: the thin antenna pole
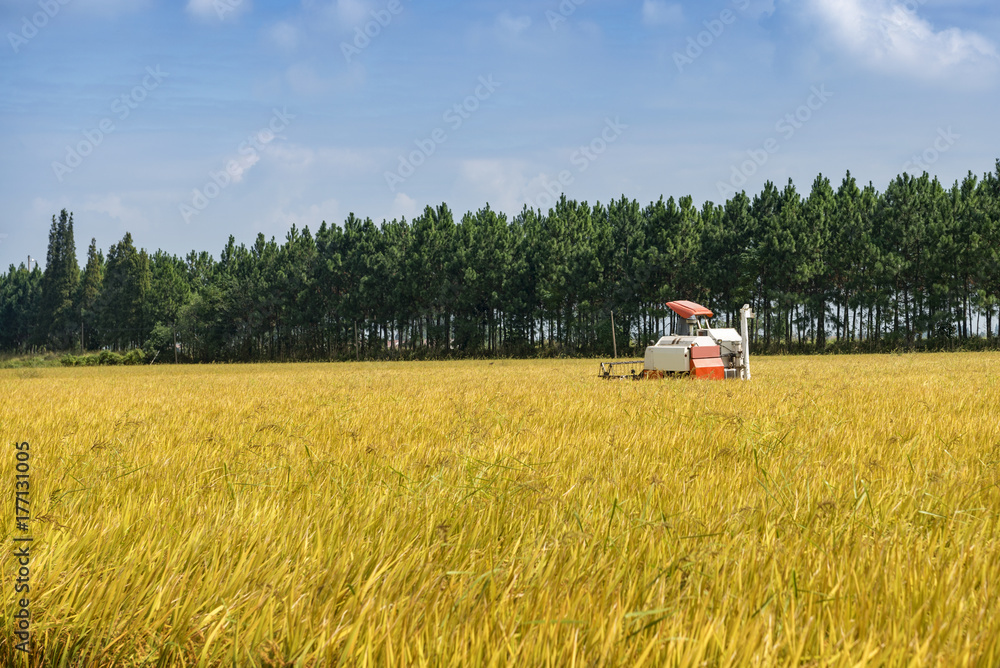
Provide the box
[611,310,618,359]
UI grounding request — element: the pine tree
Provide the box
[98,233,151,350]
[78,238,104,350]
[38,209,80,348]
[0,262,43,351]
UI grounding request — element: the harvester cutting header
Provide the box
[599,300,756,381]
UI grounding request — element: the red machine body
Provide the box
[689,345,726,380]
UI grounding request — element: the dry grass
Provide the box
[2,354,999,667]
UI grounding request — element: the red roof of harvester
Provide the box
[666,300,714,319]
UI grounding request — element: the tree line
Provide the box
[2,165,999,362]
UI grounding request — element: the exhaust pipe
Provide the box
[740,304,755,381]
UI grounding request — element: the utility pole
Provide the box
[611,310,618,358]
[173,324,178,364]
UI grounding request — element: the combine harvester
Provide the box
[599,300,756,381]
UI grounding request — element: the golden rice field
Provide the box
[2,353,1000,667]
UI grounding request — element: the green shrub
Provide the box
[123,349,146,366]
[58,350,147,367]
[98,351,123,366]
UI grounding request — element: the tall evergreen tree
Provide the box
[98,233,151,350]
[802,175,835,347]
[78,238,104,350]
[38,209,80,348]
[0,262,43,351]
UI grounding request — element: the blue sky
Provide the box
[1,0,998,269]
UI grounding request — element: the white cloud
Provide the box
[266,144,378,175]
[200,139,270,190]
[268,21,299,50]
[334,0,372,27]
[29,197,61,221]
[286,62,332,95]
[227,152,260,184]
[186,0,251,22]
[480,11,533,50]
[745,0,777,20]
[284,61,365,95]
[298,0,381,31]
[81,194,149,231]
[458,159,541,213]
[496,11,532,38]
[641,1,682,27]
[806,0,998,81]
[272,198,342,229]
[387,193,419,222]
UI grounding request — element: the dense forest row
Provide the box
[2,165,999,362]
